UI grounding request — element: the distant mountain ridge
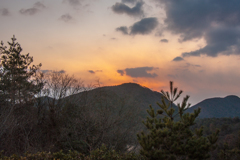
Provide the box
[68,82,177,118]
[62,82,240,119]
[98,83,240,119]
[187,95,240,118]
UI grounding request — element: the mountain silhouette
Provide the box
[43,83,240,119]
[66,83,177,118]
[187,95,240,118]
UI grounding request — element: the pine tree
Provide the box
[137,81,219,160]
[0,35,43,106]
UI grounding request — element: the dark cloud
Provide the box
[117,70,125,76]
[172,56,184,62]
[19,8,39,15]
[160,39,168,43]
[1,8,10,16]
[130,17,158,35]
[116,26,129,35]
[59,14,73,22]
[115,17,158,36]
[112,1,144,17]
[125,67,158,78]
[19,2,45,15]
[182,27,240,57]
[88,70,95,74]
[121,0,136,4]
[157,0,240,58]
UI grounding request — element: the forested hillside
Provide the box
[193,117,240,159]
[187,95,240,118]
[1,36,240,159]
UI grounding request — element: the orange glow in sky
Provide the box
[2,0,240,105]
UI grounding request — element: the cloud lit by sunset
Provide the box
[1,0,240,104]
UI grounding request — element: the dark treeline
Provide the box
[0,36,240,160]
[193,117,240,159]
[0,36,141,157]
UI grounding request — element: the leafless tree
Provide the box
[0,70,142,155]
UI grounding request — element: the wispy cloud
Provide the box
[59,13,73,22]
[19,8,39,15]
[64,0,82,6]
[19,1,45,16]
[34,2,46,9]
[160,39,168,43]
[116,26,129,35]
[88,70,103,74]
[1,8,11,16]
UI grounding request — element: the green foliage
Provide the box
[218,143,233,160]
[217,131,240,160]
[0,35,43,106]
[0,43,141,155]
[0,150,85,160]
[137,81,219,160]
[0,145,144,160]
[0,36,44,156]
[193,117,240,136]
[89,144,144,160]
[191,117,240,159]
[218,142,240,160]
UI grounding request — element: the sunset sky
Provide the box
[1,0,240,105]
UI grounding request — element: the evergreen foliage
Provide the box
[4,36,240,159]
[218,131,240,160]
[0,35,43,106]
[137,81,219,160]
